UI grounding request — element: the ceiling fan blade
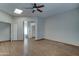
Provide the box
[37,8,42,12]
[37,5,44,8]
[32,10,35,13]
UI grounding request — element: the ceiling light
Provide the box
[33,8,37,10]
[14,8,23,14]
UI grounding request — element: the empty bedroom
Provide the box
[0,3,79,56]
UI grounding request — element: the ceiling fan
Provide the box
[24,3,44,13]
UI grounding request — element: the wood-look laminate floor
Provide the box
[0,41,23,56]
[0,39,79,56]
[29,39,79,56]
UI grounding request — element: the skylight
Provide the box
[14,8,23,14]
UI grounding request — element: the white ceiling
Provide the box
[0,3,79,18]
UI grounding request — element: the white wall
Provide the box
[44,8,79,46]
[36,17,45,39]
[0,11,12,23]
[11,21,17,40]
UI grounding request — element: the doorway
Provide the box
[23,21,37,55]
[0,22,11,41]
[28,21,36,39]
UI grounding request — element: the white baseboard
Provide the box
[0,40,11,42]
[44,37,79,47]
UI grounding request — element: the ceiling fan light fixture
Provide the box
[14,8,23,14]
[33,8,37,10]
